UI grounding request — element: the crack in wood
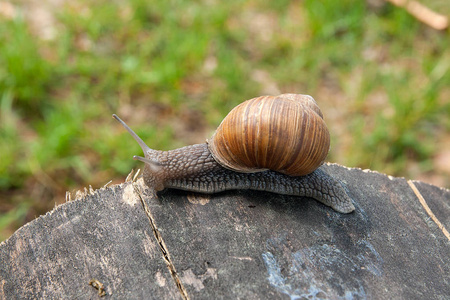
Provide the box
[408,180,450,242]
[133,183,190,300]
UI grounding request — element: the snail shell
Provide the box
[208,94,330,176]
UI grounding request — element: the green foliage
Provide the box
[0,18,53,113]
[0,91,23,189]
[0,202,29,241]
[0,0,449,241]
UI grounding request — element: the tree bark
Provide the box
[0,164,449,299]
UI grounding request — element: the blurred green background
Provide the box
[0,0,449,241]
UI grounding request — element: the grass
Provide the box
[0,0,449,241]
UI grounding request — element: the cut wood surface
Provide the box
[0,164,449,299]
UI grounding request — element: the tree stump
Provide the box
[0,164,449,299]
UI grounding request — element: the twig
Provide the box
[386,0,448,30]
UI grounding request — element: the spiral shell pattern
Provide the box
[208,94,330,176]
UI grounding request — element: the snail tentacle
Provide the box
[113,114,151,154]
[113,91,356,215]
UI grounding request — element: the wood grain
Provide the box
[1,164,449,299]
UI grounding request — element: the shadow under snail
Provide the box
[113,94,355,213]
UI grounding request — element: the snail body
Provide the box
[113,94,354,213]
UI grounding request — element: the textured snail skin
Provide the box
[143,143,355,214]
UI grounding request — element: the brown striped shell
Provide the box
[207,94,330,176]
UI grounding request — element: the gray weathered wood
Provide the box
[0,184,181,299]
[1,164,449,299]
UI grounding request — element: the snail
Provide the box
[113,94,355,213]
